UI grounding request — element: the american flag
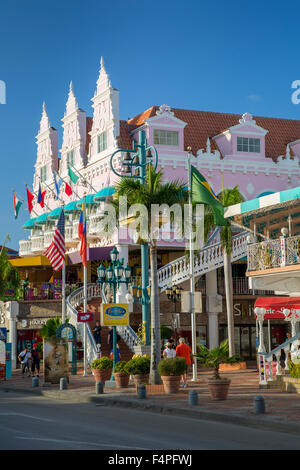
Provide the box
[44,209,65,271]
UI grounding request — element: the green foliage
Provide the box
[114,361,129,374]
[91,356,113,370]
[158,357,186,376]
[124,355,150,375]
[288,360,300,378]
[0,247,20,300]
[40,316,69,339]
[161,325,172,340]
[194,339,243,379]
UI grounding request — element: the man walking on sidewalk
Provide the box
[18,348,31,377]
[176,338,193,388]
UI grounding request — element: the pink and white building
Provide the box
[17,57,300,355]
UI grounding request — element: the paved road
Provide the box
[0,391,300,450]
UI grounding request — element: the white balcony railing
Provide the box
[247,235,300,272]
[19,240,32,256]
[31,236,44,253]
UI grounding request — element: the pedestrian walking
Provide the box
[163,342,176,359]
[18,348,31,377]
[93,321,102,350]
[110,343,121,363]
[107,327,121,349]
[31,343,40,377]
[175,337,193,387]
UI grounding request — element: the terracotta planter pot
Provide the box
[113,372,130,388]
[219,362,247,371]
[132,374,149,386]
[207,378,231,400]
[161,375,181,394]
[92,368,112,384]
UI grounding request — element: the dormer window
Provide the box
[40,165,47,183]
[237,137,260,153]
[67,150,75,168]
[154,129,179,146]
[98,131,107,153]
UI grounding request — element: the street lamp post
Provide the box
[97,247,131,380]
[110,130,158,346]
[166,286,183,346]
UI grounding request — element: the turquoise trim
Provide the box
[47,207,62,220]
[76,194,98,208]
[23,218,37,229]
[280,186,300,203]
[94,186,116,201]
[64,201,80,213]
[34,213,49,225]
[240,198,260,213]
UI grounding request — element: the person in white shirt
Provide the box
[163,342,176,359]
[18,348,31,377]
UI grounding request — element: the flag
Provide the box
[68,167,79,184]
[14,195,22,219]
[26,187,34,214]
[78,201,87,267]
[54,172,63,199]
[191,165,228,226]
[65,182,72,197]
[38,182,46,208]
[44,209,65,271]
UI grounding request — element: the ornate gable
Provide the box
[33,102,58,191]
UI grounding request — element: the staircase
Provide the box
[157,231,249,292]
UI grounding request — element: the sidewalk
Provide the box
[2,366,300,435]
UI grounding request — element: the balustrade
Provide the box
[248,235,300,272]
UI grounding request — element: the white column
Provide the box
[5,301,19,370]
[206,270,221,349]
[116,244,130,304]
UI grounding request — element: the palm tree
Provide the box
[114,164,188,384]
[40,316,69,339]
[0,248,20,300]
[204,186,244,356]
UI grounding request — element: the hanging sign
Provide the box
[101,304,129,326]
[77,312,94,323]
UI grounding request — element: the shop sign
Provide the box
[29,319,48,326]
[44,338,69,384]
[101,304,129,326]
[233,301,255,319]
[77,312,94,323]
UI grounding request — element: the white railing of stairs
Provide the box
[66,283,145,368]
[157,231,249,292]
[259,333,300,385]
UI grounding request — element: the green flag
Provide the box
[191,165,228,226]
[68,167,79,184]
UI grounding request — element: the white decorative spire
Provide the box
[95,56,112,96]
[65,80,78,116]
[286,144,291,160]
[39,101,50,133]
[206,137,211,154]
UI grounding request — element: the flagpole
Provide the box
[43,181,64,203]
[83,193,88,377]
[187,147,197,382]
[69,164,97,193]
[12,189,39,216]
[62,203,66,324]
[58,175,81,199]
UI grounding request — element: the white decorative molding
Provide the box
[156,104,174,117]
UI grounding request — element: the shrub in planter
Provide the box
[91,356,113,383]
[158,357,186,393]
[124,356,150,385]
[194,339,242,400]
[113,361,130,388]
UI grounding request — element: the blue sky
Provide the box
[1,0,300,249]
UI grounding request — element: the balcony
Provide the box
[196,276,273,296]
[247,235,300,273]
[31,236,44,253]
[19,240,32,257]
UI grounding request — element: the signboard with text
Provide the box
[77,312,94,323]
[101,304,129,326]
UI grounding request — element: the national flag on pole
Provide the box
[68,167,79,184]
[191,165,228,226]
[44,209,65,271]
[54,172,63,199]
[78,200,87,267]
[65,182,72,197]
[26,187,34,214]
[38,182,46,208]
[14,194,22,219]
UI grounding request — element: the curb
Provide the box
[3,385,300,436]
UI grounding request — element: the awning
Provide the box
[76,194,98,208]
[34,213,49,225]
[64,201,80,213]
[23,218,37,230]
[254,297,300,319]
[94,186,116,201]
[47,207,62,220]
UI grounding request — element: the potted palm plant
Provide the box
[113,361,130,388]
[124,355,150,386]
[195,339,242,400]
[158,357,186,393]
[91,357,113,384]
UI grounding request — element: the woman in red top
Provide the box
[175,337,192,387]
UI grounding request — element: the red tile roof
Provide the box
[128,107,300,161]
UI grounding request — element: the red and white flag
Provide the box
[44,209,65,271]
